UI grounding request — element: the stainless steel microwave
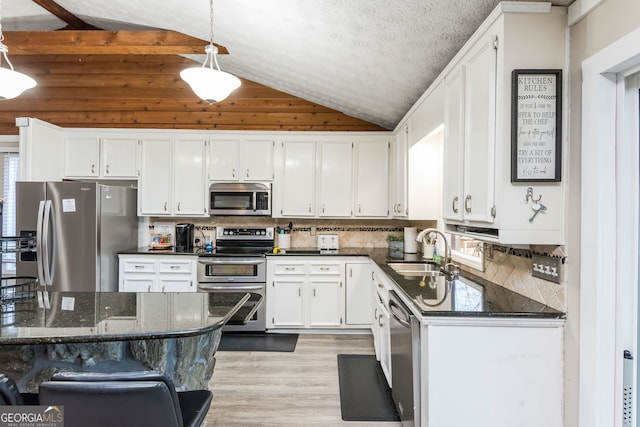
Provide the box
[209,182,271,216]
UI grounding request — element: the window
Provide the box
[0,144,19,275]
[449,234,485,272]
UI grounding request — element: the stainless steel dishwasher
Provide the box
[389,290,420,427]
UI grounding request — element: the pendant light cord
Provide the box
[203,0,222,72]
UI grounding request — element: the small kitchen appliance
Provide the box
[209,182,271,216]
[175,223,194,252]
[317,234,339,250]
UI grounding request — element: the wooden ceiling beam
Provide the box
[2,31,227,55]
[32,0,98,30]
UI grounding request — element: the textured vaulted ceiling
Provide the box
[0,0,574,134]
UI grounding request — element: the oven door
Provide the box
[198,257,266,332]
[201,283,266,332]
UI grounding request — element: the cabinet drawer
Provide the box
[123,260,156,273]
[273,263,305,275]
[309,263,342,275]
[158,260,193,274]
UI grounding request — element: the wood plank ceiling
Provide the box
[0,1,385,135]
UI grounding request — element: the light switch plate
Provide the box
[532,254,561,283]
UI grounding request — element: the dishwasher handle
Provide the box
[389,298,411,328]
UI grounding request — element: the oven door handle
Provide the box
[198,259,265,265]
[198,284,265,291]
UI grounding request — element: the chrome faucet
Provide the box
[415,228,458,277]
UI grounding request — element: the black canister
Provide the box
[175,223,194,252]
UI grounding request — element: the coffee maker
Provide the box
[175,223,194,252]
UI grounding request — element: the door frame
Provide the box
[580,26,640,427]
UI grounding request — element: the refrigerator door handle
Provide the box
[41,200,54,287]
[36,200,46,287]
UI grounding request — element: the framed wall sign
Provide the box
[511,69,562,182]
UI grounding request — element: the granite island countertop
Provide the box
[0,291,250,345]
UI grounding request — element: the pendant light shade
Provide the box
[0,0,36,100]
[181,0,240,103]
[180,46,240,104]
[0,51,36,100]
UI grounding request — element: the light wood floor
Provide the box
[205,334,402,427]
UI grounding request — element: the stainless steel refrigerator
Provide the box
[15,181,138,292]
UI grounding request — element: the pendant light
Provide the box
[0,0,36,100]
[180,0,240,103]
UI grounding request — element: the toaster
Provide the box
[317,234,339,250]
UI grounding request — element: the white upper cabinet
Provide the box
[208,137,273,181]
[354,139,389,217]
[443,66,465,221]
[138,136,207,217]
[173,138,208,216]
[239,139,274,181]
[439,4,567,244]
[391,125,408,218]
[442,32,497,224]
[102,138,138,178]
[64,135,138,179]
[318,141,353,217]
[276,140,316,217]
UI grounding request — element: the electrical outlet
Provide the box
[310,226,316,236]
[532,254,561,283]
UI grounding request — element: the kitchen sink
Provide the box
[387,262,439,274]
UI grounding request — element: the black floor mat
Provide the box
[337,354,400,422]
[217,333,298,352]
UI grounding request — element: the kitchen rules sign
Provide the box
[511,69,562,182]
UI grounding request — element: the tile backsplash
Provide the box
[146,217,566,312]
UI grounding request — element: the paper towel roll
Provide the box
[403,227,418,253]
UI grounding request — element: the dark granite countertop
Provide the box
[0,291,250,345]
[266,247,564,319]
[118,247,203,256]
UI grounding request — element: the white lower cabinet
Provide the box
[419,320,563,427]
[345,262,372,326]
[371,265,392,386]
[267,257,372,329]
[118,255,197,292]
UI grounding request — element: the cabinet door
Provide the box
[64,137,100,177]
[121,278,155,292]
[308,280,343,328]
[463,35,496,223]
[318,141,352,217]
[209,138,239,181]
[157,278,195,292]
[102,138,138,178]
[345,263,372,325]
[443,66,465,221]
[279,141,316,216]
[391,127,408,218]
[378,302,391,385]
[139,138,172,215]
[240,139,273,181]
[270,280,305,327]
[355,140,389,217]
[174,139,207,216]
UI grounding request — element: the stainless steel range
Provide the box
[197,226,274,332]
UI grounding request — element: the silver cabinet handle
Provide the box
[378,314,384,327]
[452,196,459,213]
[319,267,330,271]
[134,265,144,269]
[147,285,151,292]
[105,164,110,174]
[298,288,301,297]
[177,202,181,212]
[232,168,236,178]
[322,204,325,213]
[308,204,312,213]
[164,202,168,211]
[246,168,250,178]
[169,265,180,270]
[91,164,95,174]
[358,204,362,213]
[465,195,472,213]
[162,286,166,293]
